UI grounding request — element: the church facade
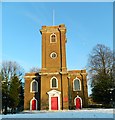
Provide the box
[24,24,88,110]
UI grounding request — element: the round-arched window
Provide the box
[50,77,58,88]
[50,33,57,43]
[30,80,38,92]
[73,79,81,91]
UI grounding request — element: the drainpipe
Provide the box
[80,72,85,107]
[59,29,63,110]
[67,76,71,109]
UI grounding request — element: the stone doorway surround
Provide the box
[47,90,61,110]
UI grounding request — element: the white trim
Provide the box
[50,33,57,43]
[30,97,37,110]
[24,76,36,78]
[73,77,81,91]
[74,95,82,109]
[30,79,38,93]
[47,90,61,110]
[50,52,57,59]
[50,76,58,89]
[39,72,59,75]
[47,72,59,75]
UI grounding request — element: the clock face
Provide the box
[50,52,57,59]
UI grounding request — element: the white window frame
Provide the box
[30,79,38,93]
[50,52,57,59]
[30,97,37,110]
[50,33,57,43]
[73,77,81,91]
[50,76,58,89]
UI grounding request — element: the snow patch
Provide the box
[1,109,114,118]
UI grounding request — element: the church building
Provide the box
[24,24,88,110]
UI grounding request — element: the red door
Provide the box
[76,98,81,109]
[51,97,58,110]
[32,99,36,110]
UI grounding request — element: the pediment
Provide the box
[47,90,61,95]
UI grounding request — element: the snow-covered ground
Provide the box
[1,109,114,119]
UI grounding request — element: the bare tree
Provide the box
[87,44,114,106]
[1,61,24,82]
[29,67,40,72]
[1,61,24,114]
[88,44,113,85]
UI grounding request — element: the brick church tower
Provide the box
[24,24,88,111]
[40,24,68,110]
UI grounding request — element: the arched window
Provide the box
[73,78,81,91]
[50,77,58,88]
[50,33,57,43]
[30,80,38,92]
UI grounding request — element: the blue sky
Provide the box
[2,2,113,94]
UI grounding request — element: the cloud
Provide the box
[24,11,43,25]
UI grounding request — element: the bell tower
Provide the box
[40,24,69,110]
[40,24,67,73]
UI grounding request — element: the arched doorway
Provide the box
[47,90,61,110]
[30,97,37,110]
[74,96,82,109]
